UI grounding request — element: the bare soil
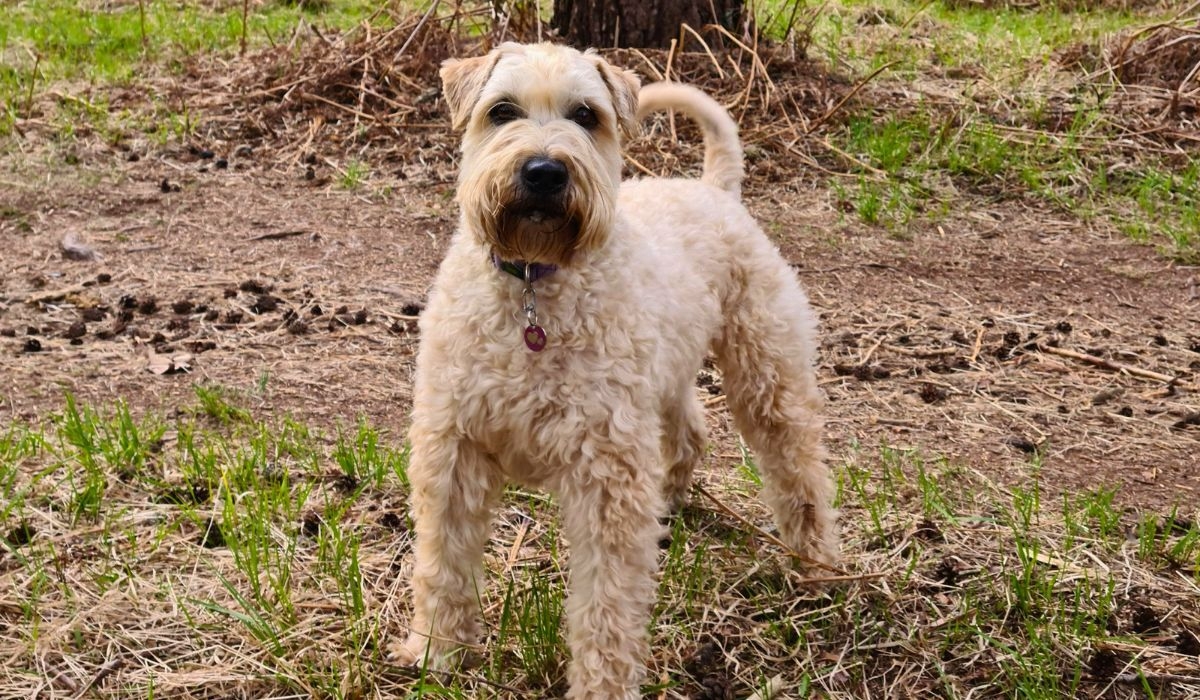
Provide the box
[2,124,1197,513]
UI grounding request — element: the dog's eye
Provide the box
[570,105,598,130]
[488,102,521,126]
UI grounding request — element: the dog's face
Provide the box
[441,43,640,266]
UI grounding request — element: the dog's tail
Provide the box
[637,82,744,196]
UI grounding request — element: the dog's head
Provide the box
[441,43,640,266]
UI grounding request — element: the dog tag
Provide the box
[523,324,547,352]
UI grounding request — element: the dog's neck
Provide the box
[490,252,558,282]
[488,251,557,352]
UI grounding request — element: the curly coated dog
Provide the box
[394,42,837,699]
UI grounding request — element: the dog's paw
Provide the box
[789,536,840,580]
[389,634,431,667]
[390,635,481,671]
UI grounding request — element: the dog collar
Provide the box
[491,253,557,282]
[490,253,554,352]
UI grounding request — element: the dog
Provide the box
[395,42,836,699]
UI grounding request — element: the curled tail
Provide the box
[636,82,744,196]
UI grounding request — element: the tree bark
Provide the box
[551,0,746,49]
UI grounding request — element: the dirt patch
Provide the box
[776,194,1200,509]
[0,157,439,428]
[2,16,1198,513]
[3,130,1197,513]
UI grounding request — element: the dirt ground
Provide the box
[2,124,1197,514]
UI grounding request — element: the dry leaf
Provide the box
[147,351,194,375]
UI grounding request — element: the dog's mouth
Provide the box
[492,197,580,263]
[518,207,562,226]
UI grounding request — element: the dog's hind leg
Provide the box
[661,388,707,512]
[714,263,838,570]
[396,430,503,668]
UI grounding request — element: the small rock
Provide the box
[1005,436,1039,454]
[251,294,278,314]
[64,321,87,339]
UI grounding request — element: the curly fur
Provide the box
[394,42,837,700]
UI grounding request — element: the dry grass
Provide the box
[1,391,1197,698]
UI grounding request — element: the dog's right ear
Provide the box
[440,52,501,131]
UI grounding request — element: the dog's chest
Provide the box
[420,296,657,481]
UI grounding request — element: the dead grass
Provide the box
[1105,16,1200,144]
[1,392,1198,698]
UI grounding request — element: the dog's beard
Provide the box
[490,195,581,265]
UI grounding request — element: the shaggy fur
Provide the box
[395,42,837,699]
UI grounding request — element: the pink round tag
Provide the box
[524,324,546,352]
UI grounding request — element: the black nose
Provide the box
[520,157,569,195]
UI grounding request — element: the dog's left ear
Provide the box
[440,51,502,131]
[588,53,641,139]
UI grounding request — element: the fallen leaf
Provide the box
[147,351,193,375]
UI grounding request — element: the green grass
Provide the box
[2,397,1198,697]
[807,0,1161,79]
[0,0,387,137]
[801,0,1199,259]
[338,158,372,190]
[826,81,1197,260]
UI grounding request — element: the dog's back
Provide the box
[636,82,745,196]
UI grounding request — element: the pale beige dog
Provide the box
[396,42,836,699]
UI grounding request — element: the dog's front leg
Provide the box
[558,452,665,700]
[397,432,502,669]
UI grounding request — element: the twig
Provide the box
[240,0,249,56]
[247,230,308,241]
[679,23,726,79]
[707,23,774,113]
[695,484,848,576]
[624,153,656,177]
[74,658,123,699]
[1115,672,1200,685]
[628,48,665,82]
[969,327,985,364]
[818,137,888,177]
[807,61,899,134]
[1037,344,1185,386]
[859,335,887,365]
[298,91,378,123]
[391,0,441,64]
[16,282,96,305]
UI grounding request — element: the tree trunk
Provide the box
[551,0,746,49]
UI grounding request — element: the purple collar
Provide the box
[491,253,557,282]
